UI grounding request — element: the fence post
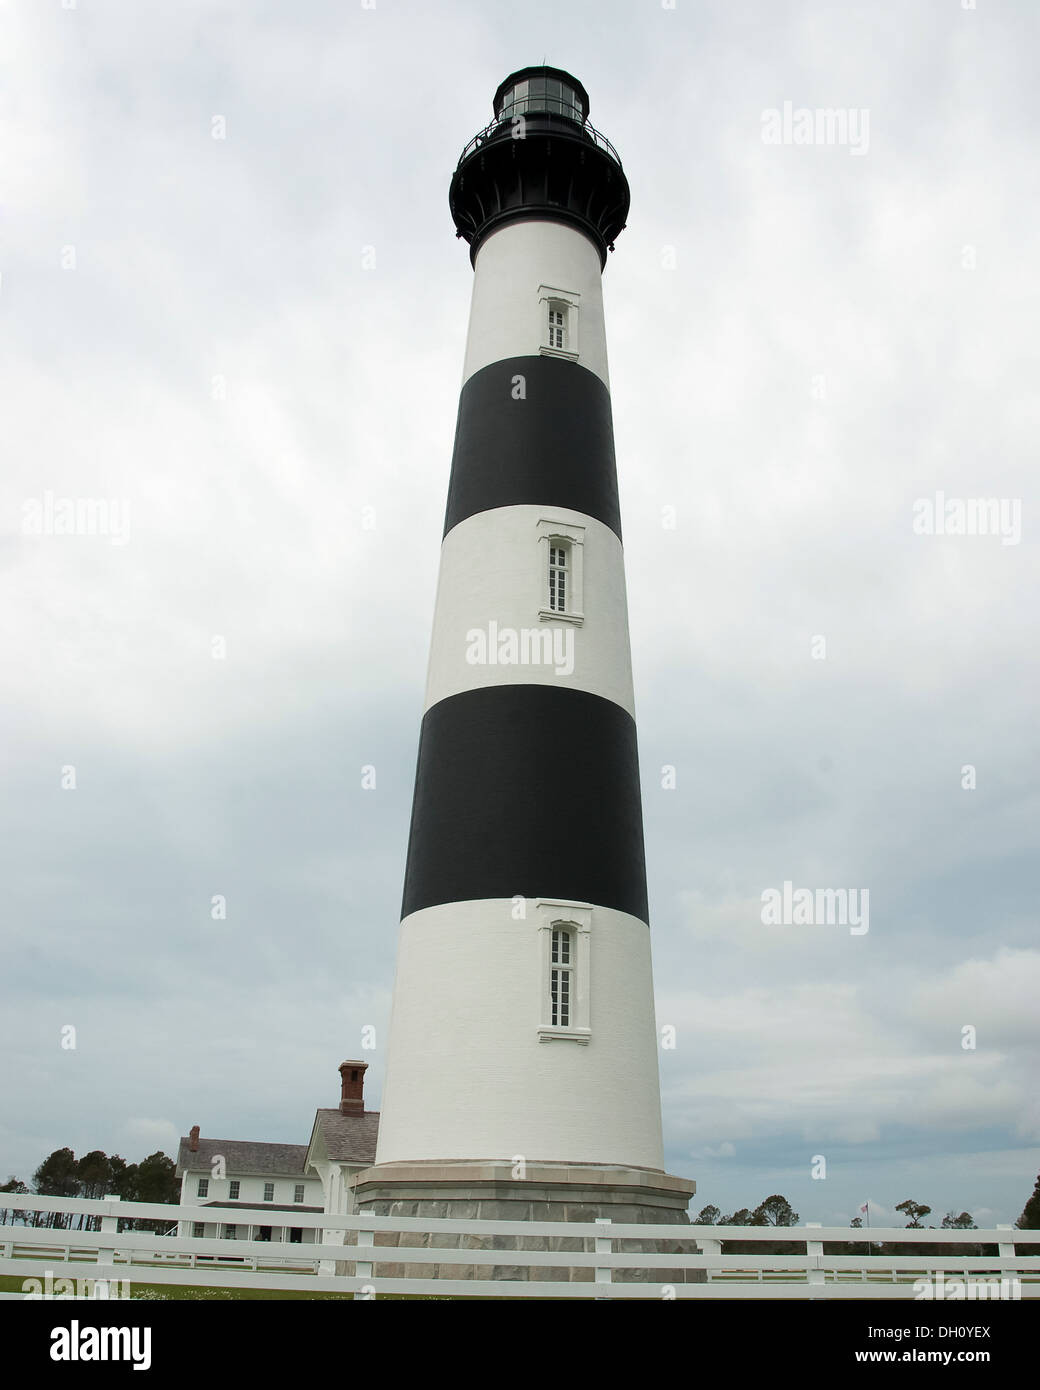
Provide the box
[594,1217,612,1288]
[697,1235,722,1282]
[806,1222,824,1290]
[319,1224,343,1277]
[353,1228,375,1300]
[97,1197,120,1267]
[996,1223,1015,1280]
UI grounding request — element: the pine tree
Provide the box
[0,1177,28,1227]
[895,1198,932,1228]
[941,1211,976,1229]
[752,1194,799,1226]
[1015,1173,1040,1230]
[32,1148,80,1229]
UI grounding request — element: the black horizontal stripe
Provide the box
[401,684,648,923]
[443,356,622,540]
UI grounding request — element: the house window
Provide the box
[258,1226,272,1242]
[197,1178,208,1197]
[228,1180,240,1200]
[294,1184,305,1204]
[290,1227,303,1244]
[225,1224,236,1239]
[263,1183,275,1202]
[550,926,574,1026]
[192,1222,204,1238]
[535,899,593,1042]
[548,544,568,612]
[536,520,585,625]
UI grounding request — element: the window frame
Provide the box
[548,541,568,614]
[196,1178,208,1198]
[294,1183,305,1205]
[535,899,592,1043]
[537,519,585,625]
[228,1180,240,1200]
[538,285,580,362]
[263,1182,275,1202]
[550,925,575,1027]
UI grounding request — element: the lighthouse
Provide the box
[354,68,695,1243]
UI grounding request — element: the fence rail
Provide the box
[1,1194,1036,1300]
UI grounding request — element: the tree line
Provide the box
[691,1174,1040,1257]
[0,1147,179,1234]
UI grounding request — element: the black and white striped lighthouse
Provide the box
[355,68,695,1235]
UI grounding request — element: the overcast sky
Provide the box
[2,0,1037,1230]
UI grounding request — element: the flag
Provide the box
[860,1204,868,1213]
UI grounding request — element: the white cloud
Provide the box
[120,1118,180,1154]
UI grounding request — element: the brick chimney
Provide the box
[189,1125,200,1152]
[338,1060,368,1116]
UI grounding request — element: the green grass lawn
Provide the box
[0,1272,354,1300]
[0,1272,477,1301]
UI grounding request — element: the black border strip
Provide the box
[443,356,622,540]
[401,684,648,922]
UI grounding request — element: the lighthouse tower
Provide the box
[354,68,695,1237]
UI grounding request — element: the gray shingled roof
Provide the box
[175,1137,310,1177]
[309,1109,380,1165]
[200,1202,324,1213]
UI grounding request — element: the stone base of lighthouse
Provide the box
[347,1160,700,1285]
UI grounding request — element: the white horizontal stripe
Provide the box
[375,899,664,1170]
[424,505,636,717]
[463,220,610,389]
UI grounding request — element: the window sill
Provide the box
[538,608,583,626]
[538,1027,591,1045]
[538,346,580,363]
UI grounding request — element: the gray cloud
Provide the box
[2,0,1037,1227]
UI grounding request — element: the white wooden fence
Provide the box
[1,1193,1037,1300]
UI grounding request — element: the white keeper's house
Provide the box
[175,1061,378,1243]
